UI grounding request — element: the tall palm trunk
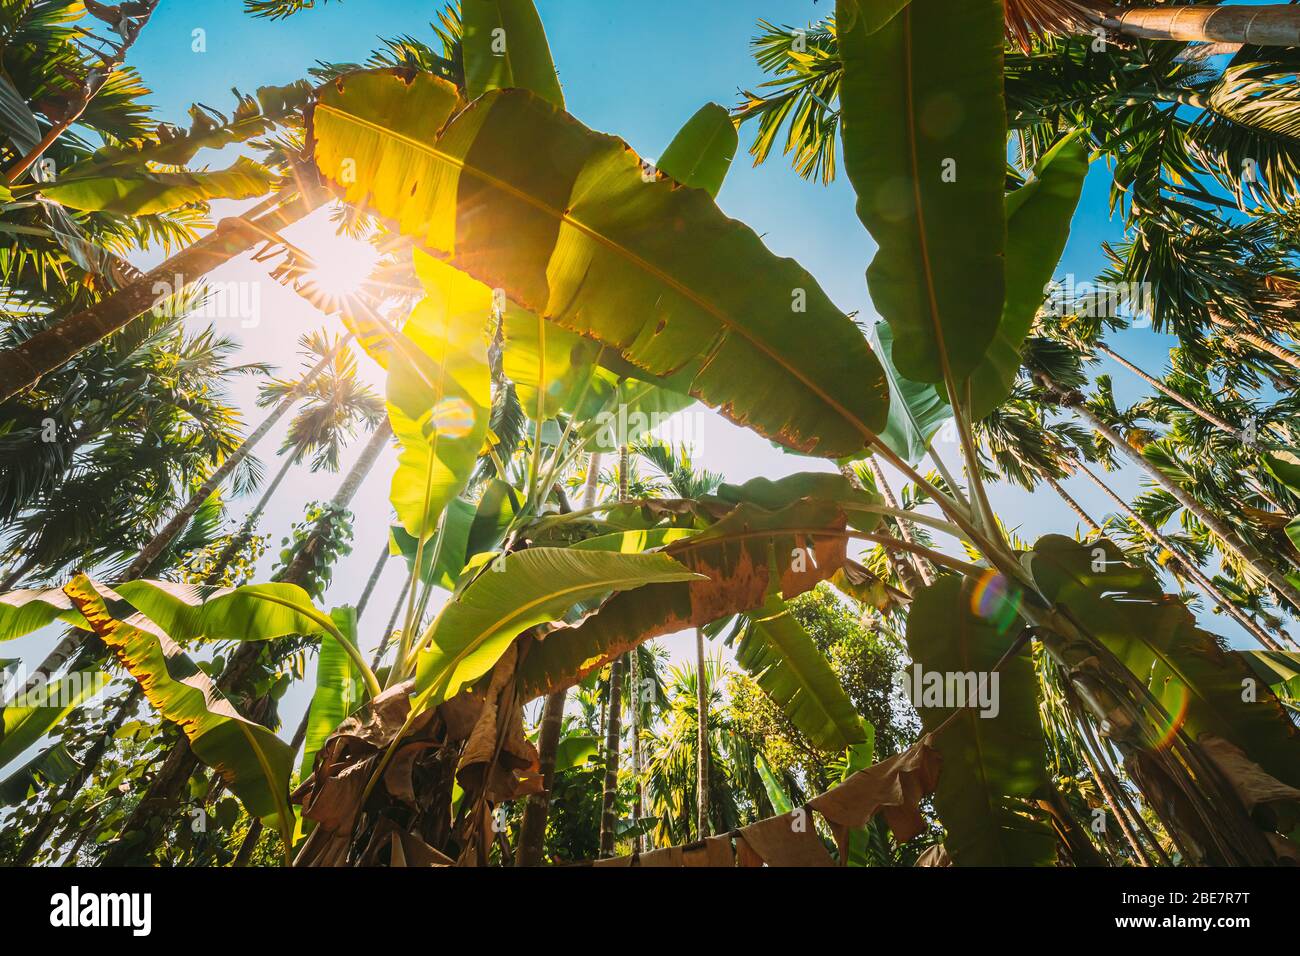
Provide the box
[202,452,297,583]
[867,459,934,587]
[1074,462,1290,651]
[370,575,411,671]
[598,449,629,857]
[1095,343,1238,435]
[597,657,624,858]
[100,421,392,866]
[1044,475,1102,535]
[1039,371,1300,618]
[1080,4,1300,46]
[1209,312,1300,372]
[839,462,924,593]
[0,341,343,711]
[517,453,602,865]
[0,194,319,403]
[695,628,709,840]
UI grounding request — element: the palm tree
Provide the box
[99,416,393,865]
[1036,367,1300,621]
[202,331,384,583]
[0,335,349,710]
[0,307,268,588]
[630,438,725,834]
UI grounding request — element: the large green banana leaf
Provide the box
[29,156,278,216]
[414,548,702,705]
[554,733,599,772]
[462,0,564,107]
[713,471,881,530]
[0,587,89,642]
[64,576,295,845]
[518,498,855,699]
[1028,536,1300,789]
[387,265,493,540]
[837,0,1006,385]
[1243,651,1300,711]
[734,592,868,752]
[311,70,888,457]
[866,321,950,465]
[906,575,1056,866]
[299,607,365,780]
[967,136,1089,419]
[0,741,79,805]
[656,102,738,198]
[114,580,330,644]
[0,668,109,771]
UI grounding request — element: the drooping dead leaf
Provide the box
[636,845,685,867]
[808,735,941,855]
[1199,733,1300,831]
[738,810,835,867]
[915,843,952,867]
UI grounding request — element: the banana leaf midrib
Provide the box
[899,8,958,391]
[313,96,878,448]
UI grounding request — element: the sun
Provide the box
[298,225,382,309]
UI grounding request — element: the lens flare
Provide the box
[1153,681,1191,751]
[431,397,475,440]
[968,570,1022,634]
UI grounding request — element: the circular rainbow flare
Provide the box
[1152,680,1192,751]
[968,570,1023,635]
[431,397,476,440]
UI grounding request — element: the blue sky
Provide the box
[6,2,1247,755]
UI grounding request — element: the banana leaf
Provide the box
[656,102,738,198]
[1028,535,1300,789]
[967,135,1088,419]
[905,575,1056,865]
[64,576,295,847]
[462,0,564,107]
[734,592,869,751]
[299,607,365,780]
[518,498,855,698]
[414,548,702,705]
[837,0,1006,384]
[31,156,278,215]
[311,70,889,457]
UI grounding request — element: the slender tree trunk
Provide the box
[1076,743,1151,866]
[597,449,630,857]
[354,538,389,621]
[2,344,345,713]
[4,2,160,183]
[597,657,624,858]
[0,552,39,592]
[867,458,934,587]
[370,575,411,671]
[1074,462,1289,651]
[515,689,565,866]
[695,627,709,840]
[1095,342,1238,435]
[1044,475,1102,535]
[515,453,603,864]
[1039,372,1300,619]
[129,339,345,581]
[1209,312,1300,371]
[0,195,319,403]
[1081,4,1300,47]
[202,452,297,582]
[840,463,922,593]
[102,421,393,865]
